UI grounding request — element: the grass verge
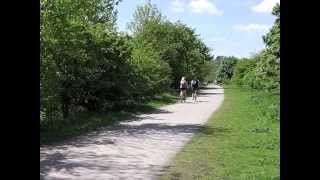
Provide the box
[40,92,179,145]
[160,85,280,180]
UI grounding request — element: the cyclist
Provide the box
[191,78,200,102]
[179,76,188,103]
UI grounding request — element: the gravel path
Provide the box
[40,85,224,180]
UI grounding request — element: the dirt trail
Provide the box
[40,85,224,180]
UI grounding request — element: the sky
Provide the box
[116,0,280,58]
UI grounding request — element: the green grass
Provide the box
[130,92,179,112]
[146,92,178,108]
[40,92,179,145]
[160,85,280,180]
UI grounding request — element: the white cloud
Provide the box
[170,0,186,13]
[188,0,223,16]
[252,0,280,13]
[234,24,270,32]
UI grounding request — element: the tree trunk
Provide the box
[61,93,70,119]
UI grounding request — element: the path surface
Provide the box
[40,85,224,180]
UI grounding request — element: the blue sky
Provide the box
[116,0,280,58]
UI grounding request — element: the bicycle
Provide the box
[180,89,187,103]
[192,88,198,102]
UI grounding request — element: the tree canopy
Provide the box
[40,0,216,125]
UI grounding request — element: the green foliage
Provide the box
[200,60,217,84]
[232,58,256,85]
[127,1,164,34]
[258,3,280,92]
[128,4,213,87]
[255,50,280,92]
[230,3,280,92]
[40,0,214,134]
[130,41,172,98]
[40,0,129,122]
[216,57,238,84]
[263,3,280,59]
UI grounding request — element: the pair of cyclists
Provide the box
[179,76,200,102]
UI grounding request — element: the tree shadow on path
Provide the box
[40,123,212,179]
[40,151,111,180]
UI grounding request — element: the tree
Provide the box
[40,0,215,125]
[232,58,257,86]
[40,0,125,120]
[129,41,172,99]
[216,57,238,83]
[127,1,164,35]
[257,3,280,92]
[200,60,217,84]
[263,3,280,58]
[128,3,213,88]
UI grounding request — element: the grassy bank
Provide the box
[40,92,178,145]
[160,85,280,180]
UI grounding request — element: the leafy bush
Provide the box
[216,57,238,84]
[130,41,172,98]
[255,51,280,92]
